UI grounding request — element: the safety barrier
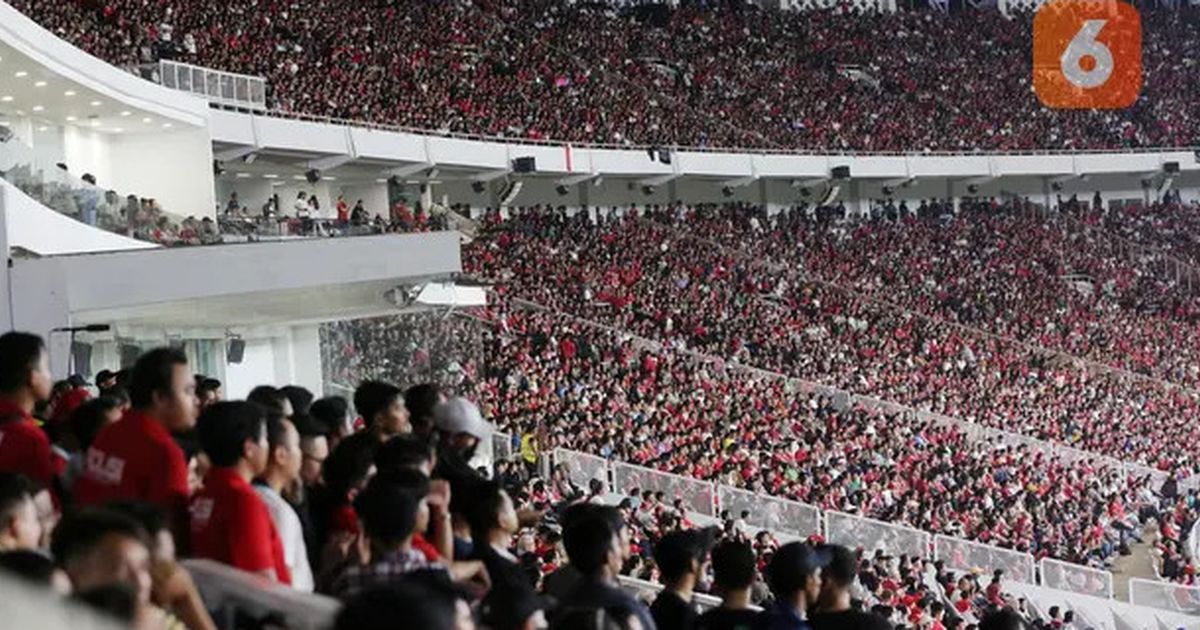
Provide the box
[612,461,717,517]
[824,510,931,560]
[1039,558,1114,600]
[617,576,724,610]
[717,485,821,539]
[1128,578,1200,616]
[554,448,613,493]
[933,535,1037,585]
[159,60,267,111]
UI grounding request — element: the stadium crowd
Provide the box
[461,205,1200,474]
[11,0,1200,151]
[0,331,1073,630]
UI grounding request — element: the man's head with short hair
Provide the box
[70,396,123,452]
[50,508,152,605]
[265,413,302,485]
[355,381,409,438]
[766,542,830,609]
[128,348,196,431]
[195,377,222,409]
[376,435,436,478]
[280,385,315,418]
[335,571,471,630]
[711,540,758,594]
[979,608,1024,630]
[464,480,518,544]
[0,332,51,403]
[105,501,174,563]
[293,413,331,487]
[0,473,40,552]
[354,475,426,549]
[195,401,268,473]
[405,383,444,438]
[562,506,622,579]
[653,527,718,586]
[248,386,292,419]
[310,397,349,435]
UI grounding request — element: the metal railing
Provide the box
[824,510,932,561]
[1039,558,1115,600]
[161,60,267,111]
[214,104,1200,158]
[717,485,821,540]
[934,535,1037,585]
[1128,577,1200,615]
[612,461,717,517]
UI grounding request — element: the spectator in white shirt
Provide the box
[254,412,315,591]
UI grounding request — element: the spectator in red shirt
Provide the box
[189,401,291,584]
[74,348,197,529]
[0,473,42,552]
[0,333,54,489]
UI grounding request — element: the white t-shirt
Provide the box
[254,485,314,592]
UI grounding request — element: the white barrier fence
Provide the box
[717,485,821,540]
[617,576,724,610]
[1040,558,1115,600]
[613,461,716,516]
[1129,578,1200,616]
[934,535,1037,585]
[824,510,931,561]
[159,60,267,111]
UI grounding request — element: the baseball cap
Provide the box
[654,526,720,581]
[433,397,492,440]
[766,542,833,597]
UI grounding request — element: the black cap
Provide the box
[767,542,833,597]
[654,526,720,581]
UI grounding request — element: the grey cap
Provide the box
[433,396,492,440]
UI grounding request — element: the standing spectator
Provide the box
[465,480,527,591]
[0,333,54,489]
[336,195,350,225]
[810,545,891,630]
[0,473,41,552]
[195,377,222,411]
[63,396,123,491]
[651,527,718,630]
[697,540,768,630]
[74,348,197,530]
[343,381,410,451]
[189,401,291,584]
[405,383,445,440]
[765,543,829,630]
[555,504,656,630]
[255,413,315,592]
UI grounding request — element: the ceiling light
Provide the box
[90,120,101,127]
[111,128,123,133]
[14,71,27,78]
[37,126,48,132]
[162,123,173,128]
[120,111,131,117]
[375,178,387,183]
[322,176,336,181]
[292,175,306,181]
[235,173,252,178]
[89,100,101,107]
[0,96,11,102]
[66,115,77,122]
[64,90,76,97]
[31,105,43,112]
[142,117,152,123]
[34,81,46,88]
[263,174,278,179]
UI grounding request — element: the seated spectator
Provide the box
[0,332,54,488]
[697,540,768,630]
[254,412,315,592]
[63,396,123,491]
[554,504,655,630]
[810,545,891,630]
[189,401,291,584]
[74,348,197,529]
[0,473,41,552]
[650,527,718,630]
[765,542,829,630]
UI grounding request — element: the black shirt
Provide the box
[696,607,769,630]
[556,577,658,630]
[809,609,893,630]
[650,591,697,630]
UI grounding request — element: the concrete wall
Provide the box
[107,127,216,218]
[1,179,157,255]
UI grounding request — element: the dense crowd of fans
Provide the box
[460,205,1200,473]
[0,331,1080,630]
[13,0,1200,151]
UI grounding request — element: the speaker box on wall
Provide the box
[71,342,92,377]
[1164,161,1180,174]
[831,165,851,180]
[512,157,536,173]
[119,344,141,369]
[227,339,246,364]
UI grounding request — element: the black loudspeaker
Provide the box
[471,181,486,194]
[227,339,246,364]
[71,342,93,377]
[119,344,141,369]
[831,165,851,180]
[1164,161,1180,174]
[305,169,321,184]
[512,157,536,173]
[657,148,671,165]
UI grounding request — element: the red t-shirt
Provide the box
[0,398,54,487]
[413,533,441,563]
[190,468,291,584]
[73,410,190,516]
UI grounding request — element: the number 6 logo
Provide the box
[1034,0,1141,109]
